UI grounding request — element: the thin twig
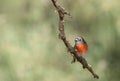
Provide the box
[51,0,99,79]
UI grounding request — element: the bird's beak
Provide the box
[75,38,78,42]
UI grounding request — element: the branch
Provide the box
[51,0,99,79]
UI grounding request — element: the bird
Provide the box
[71,36,88,63]
[74,36,88,55]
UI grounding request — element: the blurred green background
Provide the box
[0,0,120,81]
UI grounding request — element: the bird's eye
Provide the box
[79,39,82,41]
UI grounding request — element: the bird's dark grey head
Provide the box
[75,36,83,42]
[75,36,87,45]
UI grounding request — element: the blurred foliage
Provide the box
[0,0,120,81]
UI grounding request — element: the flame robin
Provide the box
[71,36,88,63]
[74,36,88,54]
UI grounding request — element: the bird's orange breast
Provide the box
[76,44,88,54]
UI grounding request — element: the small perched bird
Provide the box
[71,36,88,63]
[74,36,88,55]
